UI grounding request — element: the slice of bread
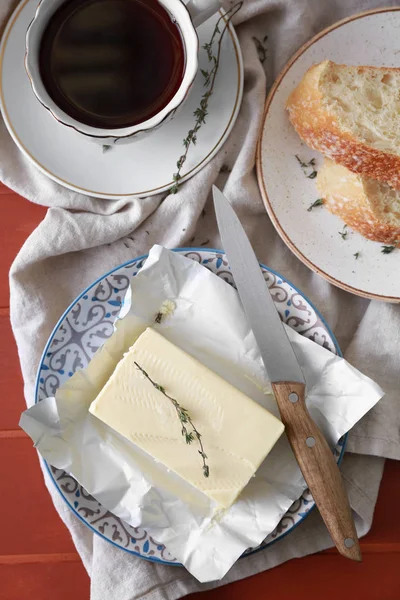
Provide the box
[316,158,400,243]
[287,60,400,189]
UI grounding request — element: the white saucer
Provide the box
[0,0,243,199]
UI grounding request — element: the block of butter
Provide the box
[89,328,284,509]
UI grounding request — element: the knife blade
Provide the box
[213,185,361,562]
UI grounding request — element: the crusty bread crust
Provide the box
[316,159,400,243]
[286,61,400,190]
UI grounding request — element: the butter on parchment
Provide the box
[89,328,284,509]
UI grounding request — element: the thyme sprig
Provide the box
[169,2,243,194]
[338,224,348,240]
[307,198,324,212]
[381,241,399,254]
[134,362,210,478]
[295,155,317,179]
[253,35,268,63]
[154,300,176,324]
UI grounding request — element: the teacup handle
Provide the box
[185,0,220,27]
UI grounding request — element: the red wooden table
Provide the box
[1,183,400,600]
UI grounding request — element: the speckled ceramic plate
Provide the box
[257,8,400,302]
[35,248,345,564]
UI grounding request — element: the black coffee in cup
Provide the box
[38,0,186,129]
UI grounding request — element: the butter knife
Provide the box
[212,185,361,561]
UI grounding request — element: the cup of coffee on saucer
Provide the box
[25,0,220,145]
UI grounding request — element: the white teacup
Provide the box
[25,0,220,144]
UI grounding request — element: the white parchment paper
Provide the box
[20,246,384,582]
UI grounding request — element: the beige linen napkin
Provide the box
[3,0,400,598]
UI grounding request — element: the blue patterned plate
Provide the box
[35,248,345,565]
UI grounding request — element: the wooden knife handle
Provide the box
[272,381,361,562]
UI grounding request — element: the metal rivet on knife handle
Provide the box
[344,538,355,548]
[306,436,316,447]
[289,392,299,403]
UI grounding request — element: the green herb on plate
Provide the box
[381,242,399,254]
[295,155,318,179]
[307,198,324,212]
[295,155,315,169]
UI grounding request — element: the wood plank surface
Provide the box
[0,184,46,308]
[0,313,27,429]
[1,183,399,600]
